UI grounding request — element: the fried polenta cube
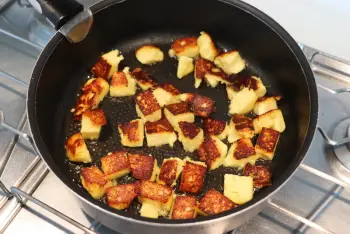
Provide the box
[194,58,230,88]
[243,163,272,189]
[228,87,258,115]
[197,135,227,170]
[106,182,140,210]
[255,127,280,160]
[224,138,260,169]
[198,189,236,216]
[65,133,92,163]
[177,56,194,79]
[81,109,107,140]
[110,67,137,97]
[164,102,195,131]
[169,37,199,58]
[152,83,181,107]
[227,76,266,100]
[136,45,164,65]
[135,90,162,122]
[179,159,207,194]
[118,119,144,147]
[74,78,109,119]
[253,96,282,115]
[91,49,124,79]
[180,93,216,118]
[170,195,198,219]
[253,109,286,133]
[131,68,158,90]
[145,116,177,147]
[197,32,219,61]
[157,157,183,187]
[128,153,158,181]
[80,166,115,199]
[224,174,253,205]
[214,50,246,75]
[101,151,130,180]
[227,114,254,143]
[140,202,159,219]
[138,180,174,217]
[202,117,228,140]
[178,121,204,153]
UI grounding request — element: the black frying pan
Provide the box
[26,0,318,233]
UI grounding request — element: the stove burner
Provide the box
[332,118,350,172]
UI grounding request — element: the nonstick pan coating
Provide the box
[27,0,318,225]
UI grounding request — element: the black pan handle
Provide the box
[27,0,93,43]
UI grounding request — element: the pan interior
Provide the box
[31,0,313,224]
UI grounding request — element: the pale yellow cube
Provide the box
[253,96,281,115]
[253,109,286,133]
[65,133,92,163]
[136,45,164,64]
[101,49,124,79]
[152,84,181,107]
[140,202,159,219]
[214,50,245,75]
[224,174,253,205]
[229,87,258,114]
[110,67,136,97]
[177,56,194,78]
[81,109,106,140]
[197,32,219,61]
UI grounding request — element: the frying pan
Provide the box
[26,0,318,233]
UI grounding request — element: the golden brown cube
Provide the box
[65,133,91,163]
[110,67,137,97]
[178,121,204,152]
[243,163,272,189]
[106,182,140,210]
[128,153,158,181]
[179,159,207,194]
[80,166,115,199]
[101,151,130,180]
[131,68,158,90]
[224,138,260,169]
[197,32,219,61]
[227,76,266,99]
[202,117,228,140]
[81,109,107,140]
[135,90,162,122]
[118,119,144,147]
[170,195,197,219]
[253,109,286,133]
[197,189,236,216]
[164,102,195,131]
[91,49,124,79]
[169,37,199,58]
[214,50,246,75]
[253,96,282,115]
[197,135,227,170]
[255,127,280,160]
[228,114,254,143]
[145,116,177,147]
[157,158,183,187]
[194,58,230,88]
[136,45,164,65]
[179,93,216,118]
[152,83,181,107]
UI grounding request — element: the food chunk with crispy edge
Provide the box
[224,138,260,169]
[80,166,115,199]
[178,121,204,152]
[243,163,272,189]
[228,87,258,115]
[179,159,207,194]
[128,153,158,181]
[169,37,199,58]
[194,58,230,88]
[197,32,219,61]
[170,195,198,219]
[81,109,107,140]
[164,102,195,131]
[138,180,174,217]
[131,68,158,90]
[152,83,181,107]
[101,151,130,180]
[224,174,253,205]
[254,96,281,115]
[118,119,144,147]
[65,133,92,163]
[227,76,266,99]
[74,78,109,119]
[253,109,286,133]
[255,127,280,159]
[198,189,236,216]
[227,114,254,143]
[156,157,183,187]
[136,45,164,64]
[202,117,228,140]
[135,90,162,122]
[214,50,246,75]
[180,93,216,118]
[91,49,124,79]
[197,135,227,170]
[145,116,177,147]
[106,182,140,210]
[110,67,137,97]
[177,56,194,79]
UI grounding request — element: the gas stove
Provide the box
[0,1,350,233]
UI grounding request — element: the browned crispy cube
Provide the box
[101,151,130,180]
[170,195,197,219]
[224,138,259,169]
[228,114,254,143]
[179,160,207,194]
[198,189,236,216]
[81,109,107,140]
[194,58,230,88]
[90,49,123,79]
[80,166,114,199]
[106,182,140,210]
[197,135,227,170]
[180,93,216,118]
[91,57,110,79]
[131,68,157,90]
[157,158,183,187]
[255,127,280,160]
[169,37,199,58]
[153,83,181,107]
[118,119,144,147]
[164,102,195,131]
[178,121,204,152]
[243,163,272,189]
[65,133,91,163]
[202,117,228,140]
[145,116,177,147]
[128,153,158,181]
[135,90,162,122]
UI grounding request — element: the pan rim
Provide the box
[27,0,318,227]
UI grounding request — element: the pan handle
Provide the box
[27,0,93,43]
